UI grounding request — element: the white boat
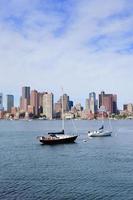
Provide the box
[88,125,112,137]
[88,103,112,138]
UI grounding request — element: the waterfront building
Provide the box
[99,91,117,114]
[7,95,14,113]
[43,92,54,119]
[0,93,3,111]
[20,86,30,112]
[30,90,39,116]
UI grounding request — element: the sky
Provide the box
[0,0,133,109]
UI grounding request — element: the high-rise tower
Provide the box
[20,86,30,112]
[7,95,14,112]
[43,92,54,119]
[99,91,117,114]
[30,90,39,116]
[88,92,97,114]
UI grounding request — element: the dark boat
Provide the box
[37,90,78,145]
[38,133,78,145]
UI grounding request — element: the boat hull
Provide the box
[88,131,112,137]
[39,135,78,145]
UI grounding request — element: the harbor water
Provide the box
[0,119,133,200]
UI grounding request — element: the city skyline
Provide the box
[0,0,133,108]
[0,86,133,120]
[0,86,133,110]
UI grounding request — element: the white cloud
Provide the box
[0,0,133,108]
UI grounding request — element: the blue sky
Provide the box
[0,0,133,109]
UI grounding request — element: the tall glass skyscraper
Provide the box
[89,92,97,114]
[20,86,30,112]
[22,86,30,103]
[7,95,14,112]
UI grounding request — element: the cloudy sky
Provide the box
[0,0,133,108]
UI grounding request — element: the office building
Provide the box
[43,92,54,119]
[113,95,117,114]
[69,100,73,110]
[59,94,69,112]
[38,92,45,114]
[99,91,117,114]
[54,101,62,118]
[88,92,97,114]
[20,86,30,112]
[7,95,14,113]
[22,86,30,103]
[30,90,38,116]
[54,101,62,113]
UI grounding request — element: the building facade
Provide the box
[7,95,14,113]
[38,92,45,114]
[30,90,38,116]
[99,91,117,114]
[20,86,30,112]
[59,94,70,112]
[43,92,54,119]
[88,92,97,114]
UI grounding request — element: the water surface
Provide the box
[0,119,133,200]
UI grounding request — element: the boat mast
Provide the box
[61,88,64,131]
[102,91,104,125]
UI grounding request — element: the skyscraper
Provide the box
[113,95,117,114]
[59,94,69,112]
[30,90,38,116]
[20,86,30,112]
[0,93,3,111]
[22,86,30,100]
[88,92,97,114]
[43,92,54,119]
[38,92,45,114]
[7,95,14,112]
[99,91,117,114]
[69,100,73,110]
